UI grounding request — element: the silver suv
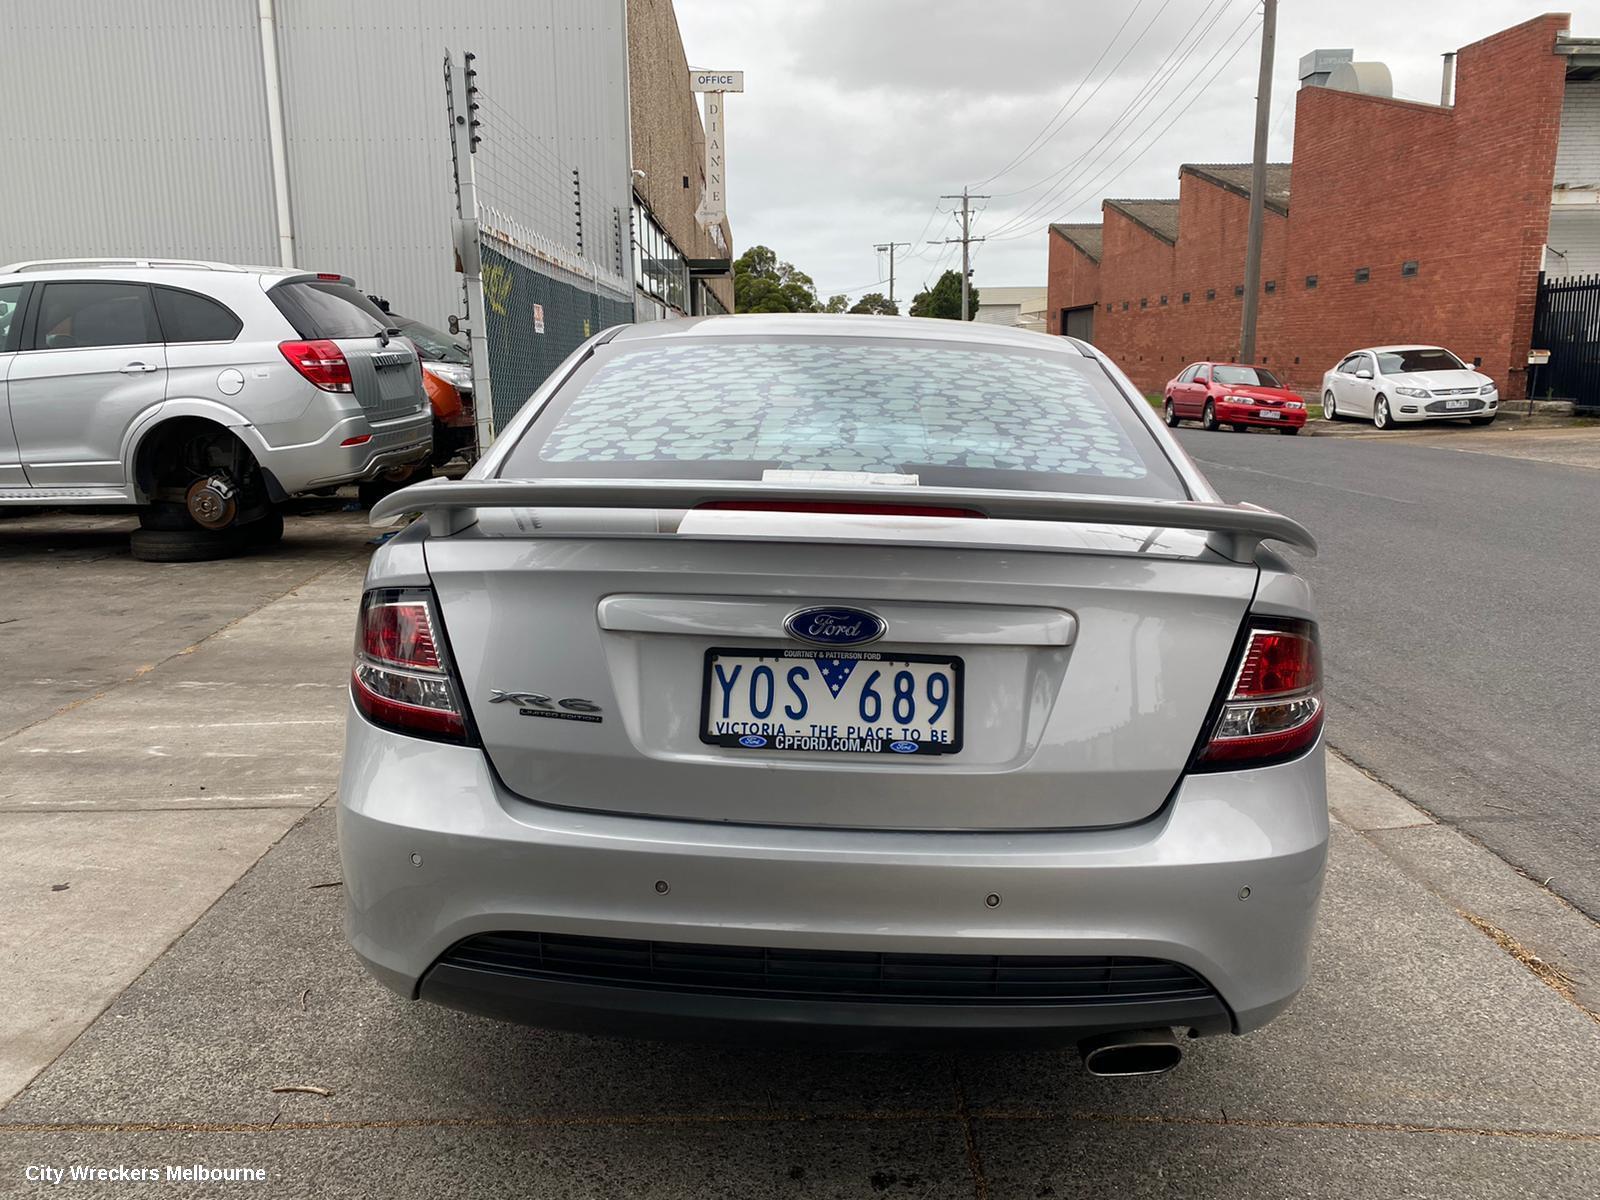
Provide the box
[0,258,432,560]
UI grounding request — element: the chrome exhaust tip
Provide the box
[1079,1028,1184,1077]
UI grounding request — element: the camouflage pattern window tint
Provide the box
[536,342,1153,482]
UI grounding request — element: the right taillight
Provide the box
[351,589,470,743]
[279,339,353,393]
[1193,621,1323,770]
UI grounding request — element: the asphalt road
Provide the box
[1175,424,1600,919]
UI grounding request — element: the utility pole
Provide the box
[873,242,910,308]
[445,49,495,453]
[1238,0,1277,366]
[933,188,988,319]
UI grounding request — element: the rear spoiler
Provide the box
[368,477,1316,560]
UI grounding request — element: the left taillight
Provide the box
[1193,620,1323,770]
[279,339,353,393]
[351,588,470,743]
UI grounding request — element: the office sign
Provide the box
[690,70,744,93]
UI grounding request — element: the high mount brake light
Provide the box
[351,589,469,743]
[279,340,353,393]
[696,501,986,519]
[1194,621,1322,770]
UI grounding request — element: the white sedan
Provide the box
[1320,346,1498,430]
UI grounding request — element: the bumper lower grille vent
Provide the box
[435,932,1218,1007]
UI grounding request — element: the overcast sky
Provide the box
[673,0,1559,301]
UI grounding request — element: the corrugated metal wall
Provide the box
[274,0,633,327]
[0,0,278,265]
[0,0,634,329]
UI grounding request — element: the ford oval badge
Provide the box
[783,606,886,647]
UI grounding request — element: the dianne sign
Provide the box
[690,68,742,230]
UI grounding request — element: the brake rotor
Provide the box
[185,474,238,530]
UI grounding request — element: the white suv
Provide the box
[0,258,432,560]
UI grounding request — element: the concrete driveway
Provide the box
[2,506,1597,1198]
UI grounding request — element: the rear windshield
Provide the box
[396,317,469,364]
[1212,365,1281,387]
[499,337,1187,499]
[269,280,390,340]
[1377,347,1465,374]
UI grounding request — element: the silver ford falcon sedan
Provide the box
[339,313,1327,1076]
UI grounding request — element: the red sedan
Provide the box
[1163,362,1308,434]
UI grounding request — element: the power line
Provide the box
[982,0,1253,241]
[983,0,1243,237]
[971,0,1171,191]
[984,11,1262,243]
[981,0,1246,234]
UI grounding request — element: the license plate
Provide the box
[1258,410,1280,419]
[1445,399,1469,410]
[701,648,963,756]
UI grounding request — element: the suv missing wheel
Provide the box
[0,258,432,560]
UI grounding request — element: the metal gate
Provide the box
[1532,274,1600,412]
[1062,305,1095,343]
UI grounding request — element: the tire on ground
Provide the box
[129,526,249,563]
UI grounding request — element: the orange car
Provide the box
[390,313,478,466]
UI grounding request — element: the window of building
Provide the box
[1264,280,1277,294]
[633,198,689,314]
[1354,267,1371,283]
[694,279,728,316]
[1122,301,1129,311]
[1233,284,1244,298]
[1305,274,1318,289]
[1140,298,1148,309]
[1159,294,1168,306]
[1181,292,1190,304]
[1206,289,1216,301]
[1402,260,1419,277]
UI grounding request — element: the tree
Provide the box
[909,271,979,321]
[823,294,849,313]
[849,292,898,316]
[734,245,823,313]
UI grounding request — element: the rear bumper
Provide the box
[252,410,432,495]
[338,704,1328,1044]
[418,962,1232,1050]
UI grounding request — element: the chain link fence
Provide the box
[478,232,633,431]
[465,84,635,434]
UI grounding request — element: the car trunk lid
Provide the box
[396,488,1307,831]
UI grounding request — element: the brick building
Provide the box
[1046,14,1599,401]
